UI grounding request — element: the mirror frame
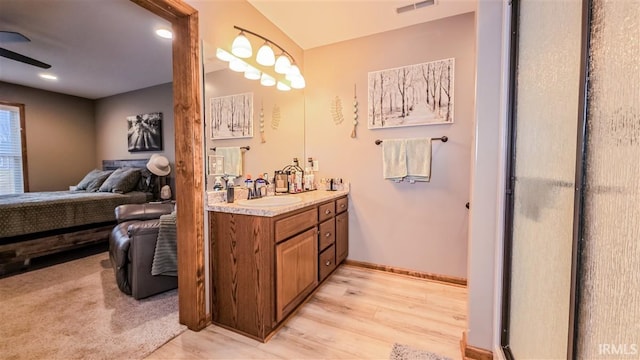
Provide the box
[131,0,207,331]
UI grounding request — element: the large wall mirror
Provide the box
[202,42,305,189]
[196,1,306,190]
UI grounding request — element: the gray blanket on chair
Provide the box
[152,212,177,276]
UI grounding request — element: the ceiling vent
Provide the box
[396,0,436,14]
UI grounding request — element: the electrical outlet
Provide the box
[312,160,320,171]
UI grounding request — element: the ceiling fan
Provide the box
[0,31,51,69]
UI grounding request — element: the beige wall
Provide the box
[94,82,174,171]
[305,12,476,279]
[0,81,96,191]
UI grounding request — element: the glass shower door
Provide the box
[506,0,583,358]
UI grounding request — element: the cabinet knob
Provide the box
[325,232,331,238]
[325,209,332,215]
[325,260,331,266]
[340,204,346,208]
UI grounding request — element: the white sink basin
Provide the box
[236,196,302,207]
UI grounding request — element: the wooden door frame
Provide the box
[131,0,207,331]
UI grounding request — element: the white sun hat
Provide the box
[146,154,171,176]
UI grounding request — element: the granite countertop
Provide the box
[206,189,349,217]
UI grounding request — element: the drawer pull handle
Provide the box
[325,260,331,266]
[325,232,331,238]
[325,209,332,215]
[340,204,346,208]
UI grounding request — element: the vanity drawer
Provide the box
[275,208,318,243]
[336,197,348,214]
[318,218,335,251]
[318,201,335,223]
[318,244,336,282]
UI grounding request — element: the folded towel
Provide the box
[382,139,407,181]
[152,211,178,276]
[216,147,242,177]
[405,138,432,182]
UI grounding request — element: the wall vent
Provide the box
[396,0,436,14]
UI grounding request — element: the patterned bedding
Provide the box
[0,191,149,238]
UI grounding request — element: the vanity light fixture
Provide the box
[231,31,252,58]
[260,73,276,87]
[222,25,305,90]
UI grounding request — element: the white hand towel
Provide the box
[382,139,407,181]
[216,147,242,177]
[405,138,432,182]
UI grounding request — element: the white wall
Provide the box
[305,13,476,279]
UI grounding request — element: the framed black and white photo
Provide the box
[368,58,454,129]
[127,112,163,152]
[210,92,253,139]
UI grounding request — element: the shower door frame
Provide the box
[499,0,592,359]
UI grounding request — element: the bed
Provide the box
[0,159,154,275]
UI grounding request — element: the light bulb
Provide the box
[229,58,248,72]
[215,48,234,62]
[274,54,291,74]
[256,42,276,66]
[231,32,252,58]
[277,81,291,91]
[260,73,276,87]
[290,75,306,89]
[244,65,261,80]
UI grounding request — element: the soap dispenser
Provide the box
[226,176,235,203]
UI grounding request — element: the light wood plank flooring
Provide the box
[147,265,467,360]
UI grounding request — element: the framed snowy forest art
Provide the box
[368,58,454,129]
[210,92,254,139]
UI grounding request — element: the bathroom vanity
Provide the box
[207,190,349,341]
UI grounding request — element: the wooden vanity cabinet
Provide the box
[317,196,349,282]
[209,195,349,342]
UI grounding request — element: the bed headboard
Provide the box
[102,159,149,171]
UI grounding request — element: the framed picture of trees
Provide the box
[368,58,454,129]
[210,92,254,139]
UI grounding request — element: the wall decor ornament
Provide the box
[331,96,345,125]
[127,112,162,152]
[210,92,253,139]
[368,58,454,129]
[259,100,266,143]
[351,84,359,138]
[271,104,281,130]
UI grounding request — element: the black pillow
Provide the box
[76,169,113,192]
[99,167,141,194]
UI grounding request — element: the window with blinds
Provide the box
[0,104,25,195]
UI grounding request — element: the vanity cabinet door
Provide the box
[275,227,318,322]
[336,211,349,264]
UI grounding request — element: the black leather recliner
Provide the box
[108,203,177,300]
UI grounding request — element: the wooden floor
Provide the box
[147,264,467,360]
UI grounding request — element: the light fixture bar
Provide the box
[233,25,296,66]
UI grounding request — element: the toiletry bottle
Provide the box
[226,177,235,203]
[295,169,303,192]
[245,175,254,199]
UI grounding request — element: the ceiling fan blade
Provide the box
[0,31,30,43]
[0,47,51,69]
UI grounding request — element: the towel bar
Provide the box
[374,136,448,145]
[210,146,250,151]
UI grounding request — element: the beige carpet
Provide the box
[0,252,186,360]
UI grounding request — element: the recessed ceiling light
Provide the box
[39,73,57,80]
[155,29,173,39]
